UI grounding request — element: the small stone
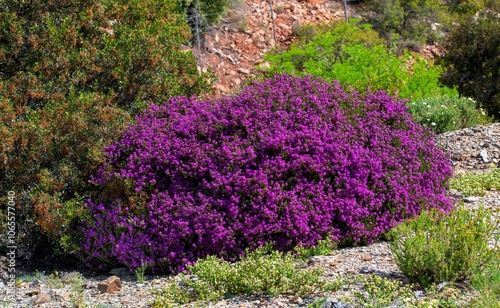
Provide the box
[26,288,41,296]
[97,276,122,293]
[415,290,425,298]
[152,279,162,284]
[308,256,333,265]
[33,293,51,305]
[30,279,41,288]
[480,149,489,162]
[50,289,70,301]
[361,254,372,261]
[292,296,304,305]
[359,266,373,274]
[238,67,251,75]
[464,196,480,203]
[323,297,351,308]
[136,283,144,288]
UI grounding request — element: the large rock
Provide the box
[97,275,122,293]
[33,293,51,305]
[50,289,70,301]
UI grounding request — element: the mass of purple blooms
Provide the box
[82,74,453,273]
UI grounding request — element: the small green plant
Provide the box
[237,20,248,32]
[293,236,337,259]
[339,275,466,308]
[152,245,343,307]
[408,96,493,134]
[449,167,500,196]
[308,297,328,308]
[467,249,500,307]
[135,260,149,283]
[389,204,499,288]
[347,275,423,307]
[265,20,457,102]
[68,272,86,308]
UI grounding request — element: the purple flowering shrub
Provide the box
[82,75,453,273]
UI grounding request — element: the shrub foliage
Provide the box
[440,0,500,119]
[83,75,453,273]
[264,21,456,101]
[0,0,212,259]
[389,205,499,288]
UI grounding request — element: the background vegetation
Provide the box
[0,0,212,261]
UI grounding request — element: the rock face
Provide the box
[191,0,351,98]
[97,276,122,293]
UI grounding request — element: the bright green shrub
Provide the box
[389,205,499,288]
[408,96,492,134]
[440,0,500,119]
[264,21,456,101]
[0,0,212,260]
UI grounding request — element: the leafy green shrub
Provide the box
[363,0,447,49]
[264,21,457,101]
[440,0,500,119]
[0,0,212,260]
[449,167,500,196]
[447,0,485,16]
[408,96,492,134]
[152,245,342,306]
[389,205,499,288]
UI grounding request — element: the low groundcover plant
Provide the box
[152,245,341,307]
[81,74,453,273]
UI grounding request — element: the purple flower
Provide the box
[81,75,453,273]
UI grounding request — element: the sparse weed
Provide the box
[135,260,149,283]
[67,272,86,308]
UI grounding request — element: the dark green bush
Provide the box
[363,0,447,49]
[0,0,212,260]
[440,0,500,119]
[177,0,230,25]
